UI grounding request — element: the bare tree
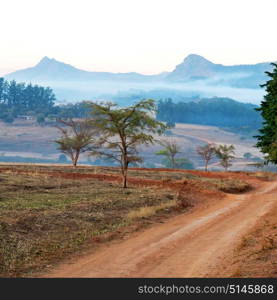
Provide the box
[55,119,97,167]
[196,143,216,171]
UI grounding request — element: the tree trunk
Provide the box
[121,143,128,188]
[121,163,128,188]
[171,154,176,169]
[73,151,80,168]
[205,160,208,172]
[122,171,127,188]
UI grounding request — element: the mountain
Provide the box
[166,54,273,88]
[167,54,217,79]
[5,56,165,82]
[4,54,275,103]
[6,54,273,84]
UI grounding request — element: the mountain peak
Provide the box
[166,54,217,80]
[183,54,213,65]
[41,56,51,61]
[36,56,56,67]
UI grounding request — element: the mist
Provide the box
[39,77,264,106]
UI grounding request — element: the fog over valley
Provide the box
[4,54,273,105]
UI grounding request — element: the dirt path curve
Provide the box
[43,181,277,278]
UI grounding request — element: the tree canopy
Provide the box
[88,99,167,187]
[196,143,216,171]
[255,63,277,164]
[0,78,92,123]
[0,78,55,122]
[155,139,194,169]
[156,97,262,130]
[55,119,97,167]
[215,144,235,171]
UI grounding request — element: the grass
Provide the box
[193,177,251,193]
[127,199,177,220]
[0,164,256,277]
[0,169,177,277]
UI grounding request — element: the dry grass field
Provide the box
[0,163,264,277]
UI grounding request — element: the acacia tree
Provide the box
[55,119,97,167]
[215,144,235,171]
[155,140,181,169]
[255,63,277,163]
[155,139,193,169]
[196,143,216,171]
[88,99,167,188]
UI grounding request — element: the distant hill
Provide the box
[4,54,275,103]
[5,56,165,82]
[157,97,262,132]
[166,54,272,88]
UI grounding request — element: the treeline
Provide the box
[0,78,90,123]
[156,97,262,129]
[0,78,55,122]
[0,77,263,132]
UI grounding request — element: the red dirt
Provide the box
[2,165,272,278]
[0,168,234,209]
[130,167,268,181]
[42,180,277,277]
[0,166,259,188]
[0,166,263,210]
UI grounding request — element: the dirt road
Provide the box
[44,181,277,278]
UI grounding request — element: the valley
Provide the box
[0,120,263,171]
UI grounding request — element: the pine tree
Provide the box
[255,63,277,163]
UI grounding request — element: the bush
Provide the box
[214,179,251,193]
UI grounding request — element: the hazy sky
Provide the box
[1,0,276,76]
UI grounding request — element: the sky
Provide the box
[1,0,277,76]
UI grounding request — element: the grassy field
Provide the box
[0,164,268,277]
[0,168,179,277]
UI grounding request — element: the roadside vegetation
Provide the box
[0,167,177,277]
[0,164,257,277]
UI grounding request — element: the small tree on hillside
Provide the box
[88,99,167,188]
[55,119,97,167]
[196,143,216,171]
[215,144,235,171]
[155,140,181,169]
[156,140,194,169]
